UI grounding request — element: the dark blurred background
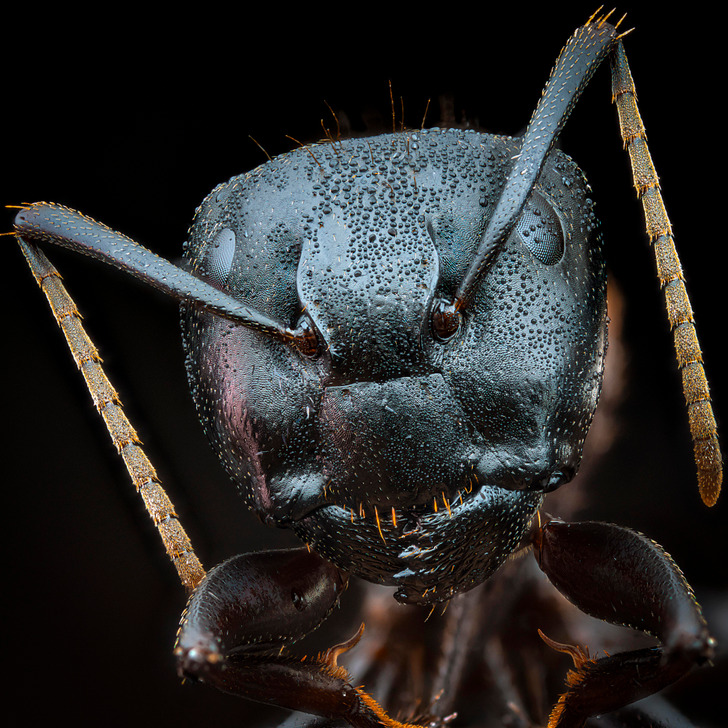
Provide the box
[3,3,724,726]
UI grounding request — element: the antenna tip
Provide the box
[699,470,722,507]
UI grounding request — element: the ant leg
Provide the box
[532,518,714,728]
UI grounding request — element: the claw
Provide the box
[320,622,366,669]
[537,629,593,670]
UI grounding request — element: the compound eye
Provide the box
[202,227,236,287]
[515,193,564,265]
[431,299,462,342]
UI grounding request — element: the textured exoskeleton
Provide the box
[183,128,604,606]
[12,11,720,728]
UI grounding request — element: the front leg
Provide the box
[533,517,715,728]
[175,547,422,728]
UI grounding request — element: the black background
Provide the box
[3,3,724,726]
